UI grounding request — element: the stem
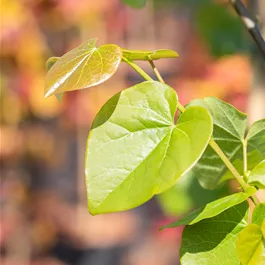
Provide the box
[148,58,187,115]
[209,138,249,190]
[125,59,260,205]
[229,0,265,59]
[148,57,165,83]
[242,139,248,179]
[177,103,186,113]
[122,56,153,81]
[210,139,260,205]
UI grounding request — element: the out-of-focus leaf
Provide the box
[236,224,265,265]
[196,2,251,57]
[45,38,122,97]
[157,171,229,216]
[160,189,254,230]
[157,172,194,216]
[121,0,146,9]
[180,202,249,265]
[86,81,213,215]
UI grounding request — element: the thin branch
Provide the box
[229,0,265,59]
[147,56,165,83]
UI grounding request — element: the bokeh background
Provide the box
[1,0,265,264]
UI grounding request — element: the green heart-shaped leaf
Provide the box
[160,189,255,230]
[188,98,265,189]
[45,38,122,97]
[252,203,265,227]
[85,81,213,215]
[236,224,265,265]
[180,202,249,265]
[248,160,265,188]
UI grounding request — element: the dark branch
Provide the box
[229,0,265,59]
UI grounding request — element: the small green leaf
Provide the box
[252,203,265,227]
[45,38,122,97]
[248,160,265,188]
[160,191,253,230]
[236,224,265,265]
[46,57,59,71]
[86,81,213,215]
[122,49,179,61]
[180,202,249,265]
[188,97,248,189]
[121,0,146,8]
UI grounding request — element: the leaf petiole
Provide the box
[122,56,153,81]
[147,56,165,84]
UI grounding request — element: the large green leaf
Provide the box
[236,224,265,265]
[188,97,247,189]
[248,160,265,188]
[252,203,265,227]
[189,98,265,189]
[160,189,254,230]
[85,81,213,215]
[180,202,249,265]
[121,0,146,8]
[45,39,122,97]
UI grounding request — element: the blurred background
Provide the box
[1,0,265,264]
